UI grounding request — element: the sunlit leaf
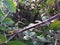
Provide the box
[58,0,60,2]
[3,0,16,12]
[46,0,55,6]
[13,1,17,6]
[50,20,60,30]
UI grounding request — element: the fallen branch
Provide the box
[0,13,60,45]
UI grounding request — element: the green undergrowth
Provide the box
[0,34,6,44]
[7,39,33,45]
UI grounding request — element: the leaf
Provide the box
[38,4,43,7]
[13,1,17,6]
[58,0,60,2]
[20,0,24,3]
[3,0,16,12]
[0,0,2,2]
[0,25,6,30]
[0,34,6,43]
[0,9,4,15]
[3,18,14,26]
[46,0,55,6]
[50,20,60,30]
[0,9,5,22]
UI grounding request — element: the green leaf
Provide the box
[46,0,55,6]
[0,9,4,15]
[0,34,6,43]
[0,9,5,22]
[58,0,60,2]
[3,18,14,26]
[0,25,6,30]
[0,0,2,2]
[3,0,16,12]
[50,20,60,30]
[20,0,24,4]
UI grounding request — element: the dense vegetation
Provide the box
[0,0,60,45]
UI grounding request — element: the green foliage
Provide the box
[3,18,14,26]
[0,10,14,31]
[38,4,44,8]
[58,0,60,2]
[46,0,55,6]
[0,0,2,2]
[0,9,4,15]
[50,20,60,30]
[0,0,60,45]
[20,0,25,4]
[7,40,24,45]
[3,0,16,12]
[0,34,6,43]
[0,10,5,22]
[0,0,15,31]
[0,17,14,30]
[0,25,7,30]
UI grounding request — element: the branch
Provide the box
[0,13,60,45]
